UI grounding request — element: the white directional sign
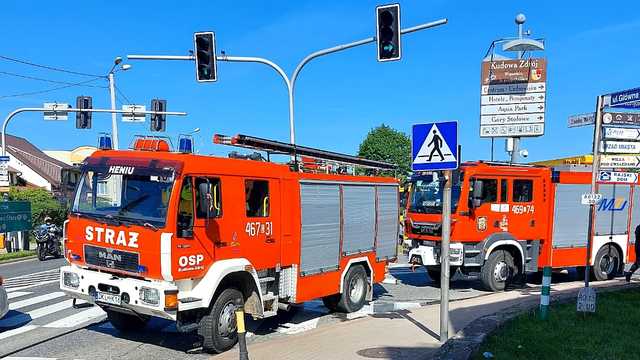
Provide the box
[480,93,546,106]
[481,113,545,125]
[480,103,545,116]
[568,113,595,128]
[599,155,640,169]
[603,127,640,140]
[0,155,9,188]
[480,83,546,95]
[479,58,547,138]
[600,140,640,154]
[581,192,602,205]
[480,123,544,137]
[121,105,146,122]
[43,103,70,121]
[598,171,638,184]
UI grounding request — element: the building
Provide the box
[0,134,80,199]
[44,146,97,166]
[532,155,593,166]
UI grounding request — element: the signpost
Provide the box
[0,155,9,191]
[602,112,640,126]
[121,105,146,122]
[603,127,640,140]
[568,113,595,128]
[609,87,640,108]
[581,192,602,205]
[600,140,640,154]
[411,121,458,343]
[43,103,70,121]
[480,58,547,138]
[0,201,31,232]
[598,171,638,184]
[599,155,640,169]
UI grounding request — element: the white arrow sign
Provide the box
[598,170,639,184]
[480,102,545,116]
[603,127,640,140]
[600,155,640,169]
[481,113,545,125]
[600,140,640,154]
[481,82,546,95]
[480,93,546,106]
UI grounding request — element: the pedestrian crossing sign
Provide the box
[412,121,458,171]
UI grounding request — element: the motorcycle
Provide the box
[33,224,62,261]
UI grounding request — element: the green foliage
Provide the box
[358,124,411,180]
[8,187,67,226]
[0,250,36,262]
[474,288,640,360]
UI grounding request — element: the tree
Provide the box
[8,187,68,226]
[358,124,411,180]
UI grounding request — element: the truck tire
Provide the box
[106,309,149,332]
[335,265,368,313]
[199,288,243,354]
[592,245,621,281]
[480,250,516,292]
[427,266,457,285]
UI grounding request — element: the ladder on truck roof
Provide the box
[213,133,397,170]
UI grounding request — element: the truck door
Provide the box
[240,178,281,270]
[469,177,504,241]
[507,177,541,240]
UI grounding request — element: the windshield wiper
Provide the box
[119,194,150,213]
[143,222,158,231]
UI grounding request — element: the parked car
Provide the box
[0,276,8,319]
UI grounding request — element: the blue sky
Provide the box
[0,1,639,163]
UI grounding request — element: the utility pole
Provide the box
[107,57,132,150]
[509,13,526,164]
[440,169,452,342]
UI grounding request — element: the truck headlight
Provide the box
[139,287,160,306]
[62,272,80,289]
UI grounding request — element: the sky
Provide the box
[0,1,639,163]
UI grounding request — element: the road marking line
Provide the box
[276,317,320,335]
[43,306,105,328]
[0,324,38,340]
[9,292,65,310]
[5,280,59,292]
[5,269,59,280]
[7,291,31,300]
[3,357,60,360]
[0,299,75,328]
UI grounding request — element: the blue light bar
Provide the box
[98,133,113,150]
[178,137,193,153]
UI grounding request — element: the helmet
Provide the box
[44,216,52,223]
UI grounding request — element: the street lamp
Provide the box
[108,57,132,150]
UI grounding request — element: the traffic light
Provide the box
[376,4,401,62]
[150,99,167,132]
[194,32,217,82]
[75,96,92,129]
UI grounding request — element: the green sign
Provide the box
[0,201,32,232]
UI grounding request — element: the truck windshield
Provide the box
[72,169,175,227]
[408,173,462,214]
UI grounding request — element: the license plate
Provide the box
[94,291,121,305]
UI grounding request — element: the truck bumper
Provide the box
[408,243,464,267]
[59,265,178,321]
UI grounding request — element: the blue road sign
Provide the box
[412,121,458,171]
[609,87,640,108]
[0,156,9,162]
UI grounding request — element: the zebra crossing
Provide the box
[0,270,106,355]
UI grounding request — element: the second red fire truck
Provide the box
[406,161,637,291]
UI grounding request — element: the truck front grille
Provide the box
[412,222,442,236]
[84,245,139,273]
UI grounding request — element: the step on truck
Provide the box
[59,134,399,353]
[405,161,638,291]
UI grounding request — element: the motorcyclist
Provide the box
[36,216,60,260]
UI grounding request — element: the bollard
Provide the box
[539,266,552,320]
[234,298,249,360]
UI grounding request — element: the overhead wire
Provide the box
[0,70,108,88]
[114,84,133,105]
[0,54,104,78]
[0,77,104,99]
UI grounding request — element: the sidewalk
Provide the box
[214,279,634,360]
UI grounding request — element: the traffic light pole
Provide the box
[127,17,447,147]
[108,72,119,150]
[1,107,187,156]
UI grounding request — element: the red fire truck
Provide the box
[59,134,399,353]
[406,161,637,291]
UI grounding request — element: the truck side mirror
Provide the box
[198,182,211,218]
[471,180,484,208]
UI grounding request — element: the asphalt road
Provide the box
[0,260,589,360]
[0,256,67,279]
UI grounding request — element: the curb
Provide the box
[0,254,38,265]
[432,281,640,360]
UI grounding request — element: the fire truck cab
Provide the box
[59,135,399,353]
[406,161,637,291]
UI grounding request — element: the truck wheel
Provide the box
[336,265,368,313]
[322,294,340,312]
[427,266,457,285]
[592,245,621,281]
[199,288,243,354]
[481,250,516,292]
[106,309,149,332]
